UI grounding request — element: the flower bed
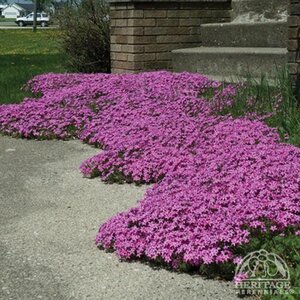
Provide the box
[0,71,299,271]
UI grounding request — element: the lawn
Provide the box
[0,18,15,22]
[0,29,67,104]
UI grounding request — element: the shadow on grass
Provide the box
[0,53,68,104]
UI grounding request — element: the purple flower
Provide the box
[0,71,299,268]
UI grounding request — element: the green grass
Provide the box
[214,71,300,299]
[0,18,16,23]
[0,29,67,104]
[216,70,300,147]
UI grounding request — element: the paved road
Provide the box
[0,136,240,300]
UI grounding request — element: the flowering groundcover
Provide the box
[0,71,299,271]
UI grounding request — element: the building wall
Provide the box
[288,0,300,85]
[109,0,231,73]
[2,6,22,18]
[109,0,297,83]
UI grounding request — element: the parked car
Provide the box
[15,12,50,27]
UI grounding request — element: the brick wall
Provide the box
[288,0,300,84]
[109,0,231,73]
[288,1,300,83]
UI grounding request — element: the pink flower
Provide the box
[234,272,249,284]
[0,71,299,269]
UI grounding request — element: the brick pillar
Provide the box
[288,0,300,84]
[109,0,231,73]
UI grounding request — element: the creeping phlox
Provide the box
[0,72,299,268]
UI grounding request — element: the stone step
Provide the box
[172,47,287,79]
[201,21,287,48]
[231,0,287,22]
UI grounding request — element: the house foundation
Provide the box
[288,0,300,84]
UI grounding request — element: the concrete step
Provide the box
[201,21,287,48]
[231,0,287,22]
[172,47,287,79]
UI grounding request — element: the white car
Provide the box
[16,12,50,27]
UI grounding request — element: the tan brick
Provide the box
[167,10,190,18]
[156,52,171,61]
[128,18,156,27]
[114,19,128,27]
[180,18,201,26]
[189,10,211,18]
[144,44,172,53]
[110,44,122,52]
[114,4,128,10]
[156,19,179,27]
[288,27,300,39]
[144,10,167,18]
[111,68,137,74]
[144,27,191,36]
[121,44,145,53]
[111,60,144,70]
[144,27,168,35]
[111,52,128,61]
[167,27,191,35]
[123,10,144,18]
[110,10,122,19]
[111,9,143,19]
[128,36,157,44]
[111,27,144,36]
[156,35,181,43]
[288,16,300,27]
[288,39,299,51]
[287,63,299,74]
[111,35,129,44]
[287,51,298,63]
[127,4,135,10]
[127,53,156,62]
[157,35,200,44]
[109,4,117,10]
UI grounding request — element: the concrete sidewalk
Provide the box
[0,136,239,300]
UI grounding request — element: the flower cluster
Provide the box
[0,71,299,268]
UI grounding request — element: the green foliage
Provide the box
[216,70,300,146]
[0,30,66,104]
[199,262,236,280]
[57,0,110,73]
[252,232,300,300]
[213,71,300,298]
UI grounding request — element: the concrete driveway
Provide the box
[0,136,239,300]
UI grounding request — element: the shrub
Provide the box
[57,0,110,73]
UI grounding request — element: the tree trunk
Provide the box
[32,0,37,32]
